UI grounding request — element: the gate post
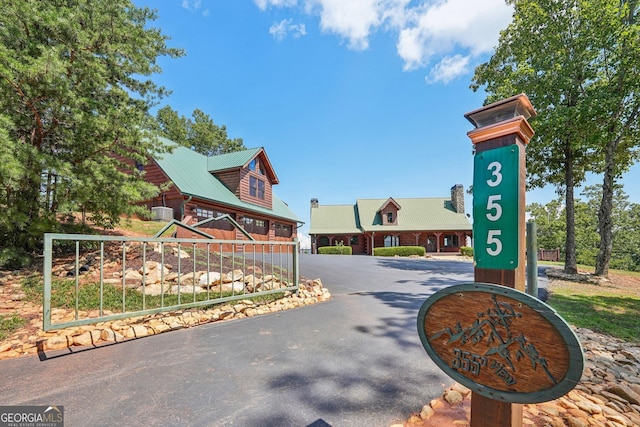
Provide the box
[465,94,536,427]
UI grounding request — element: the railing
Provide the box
[42,233,299,331]
[537,248,560,262]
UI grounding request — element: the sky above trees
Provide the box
[138,0,640,244]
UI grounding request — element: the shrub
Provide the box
[0,247,32,270]
[318,245,352,255]
[373,246,425,257]
[460,246,473,257]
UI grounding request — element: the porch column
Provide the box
[434,232,442,253]
[371,232,375,256]
[413,232,421,246]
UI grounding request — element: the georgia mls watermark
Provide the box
[0,406,64,427]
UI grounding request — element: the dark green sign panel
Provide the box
[473,145,520,269]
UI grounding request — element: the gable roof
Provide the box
[153,143,300,223]
[378,197,401,212]
[357,198,469,232]
[206,147,279,184]
[309,197,470,234]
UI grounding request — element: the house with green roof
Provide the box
[309,185,472,255]
[142,142,302,246]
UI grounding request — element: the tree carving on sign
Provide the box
[429,294,556,387]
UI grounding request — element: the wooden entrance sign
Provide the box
[417,283,584,403]
[468,94,534,427]
[416,94,583,427]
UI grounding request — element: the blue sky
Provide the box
[135,0,640,247]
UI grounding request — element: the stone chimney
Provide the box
[310,198,319,208]
[450,184,464,214]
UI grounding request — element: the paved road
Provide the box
[0,256,547,427]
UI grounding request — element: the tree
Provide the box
[529,188,640,272]
[0,0,183,260]
[582,185,640,272]
[616,203,640,271]
[590,1,640,277]
[527,199,565,254]
[156,106,245,156]
[155,105,188,146]
[472,0,640,277]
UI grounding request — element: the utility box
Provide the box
[151,206,173,221]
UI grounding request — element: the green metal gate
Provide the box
[42,233,299,331]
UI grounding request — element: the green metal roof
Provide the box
[309,204,361,234]
[309,197,471,234]
[357,198,470,232]
[153,144,301,223]
[206,147,262,172]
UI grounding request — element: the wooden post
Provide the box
[465,94,536,427]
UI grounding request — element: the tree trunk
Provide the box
[595,141,617,277]
[564,148,578,274]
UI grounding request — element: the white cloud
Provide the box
[255,0,298,11]
[398,0,512,71]
[269,19,307,41]
[182,0,209,16]
[426,54,470,84]
[255,0,513,82]
[305,0,383,50]
[297,232,311,250]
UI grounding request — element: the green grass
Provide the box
[115,217,176,237]
[22,274,285,315]
[548,286,640,342]
[0,315,26,341]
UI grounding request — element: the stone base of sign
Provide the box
[401,327,640,427]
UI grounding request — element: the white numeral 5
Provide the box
[486,195,502,221]
[487,230,502,256]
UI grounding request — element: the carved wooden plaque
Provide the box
[417,283,584,404]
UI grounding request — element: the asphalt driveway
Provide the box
[0,255,545,426]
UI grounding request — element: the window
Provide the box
[250,176,265,199]
[275,223,292,238]
[318,236,329,246]
[249,158,265,175]
[444,234,459,247]
[350,235,359,246]
[243,216,268,235]
[387,212,394,223]
[194,207,235,231]
[384,235,399,247]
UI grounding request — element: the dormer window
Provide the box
[387,212,394,223]
[250,176,265,199]
[249,158,265,175]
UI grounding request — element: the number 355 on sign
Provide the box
[472,145,520,270]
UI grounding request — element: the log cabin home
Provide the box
[141,141,302,249]
[309,185,472,255]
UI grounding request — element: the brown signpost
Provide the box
[417,94,584,427]
[467,94,534,427]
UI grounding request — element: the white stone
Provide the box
[198,271,222,286]
[222,281,245,293]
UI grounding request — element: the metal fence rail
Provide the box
[43,233,299,331]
